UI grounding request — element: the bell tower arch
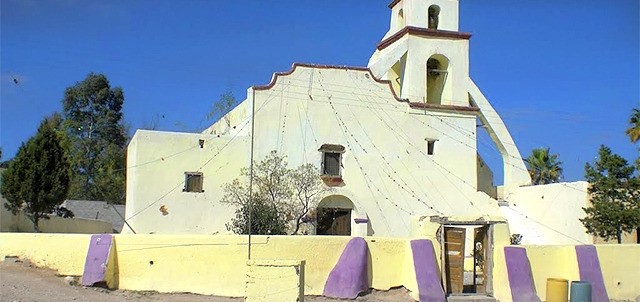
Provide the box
[387,0,459,34]
[428,5,440,29]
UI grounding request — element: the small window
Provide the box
[183,172,204,192]
[323,152,342,176]
[319,144,345,176]
[427,140,436,155]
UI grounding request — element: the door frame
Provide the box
[439,221,495,296]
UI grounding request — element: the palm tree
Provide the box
[525,147,563,185]
[626,108,640,143]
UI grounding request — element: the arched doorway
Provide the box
[317,195,355,236]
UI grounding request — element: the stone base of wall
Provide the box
[245,259,304,302]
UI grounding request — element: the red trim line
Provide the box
[252,63,477,113]
[409,102,479,113]
[252,63,404,103]
[377,26,472,50]
[388,0,401,9]
[253,63,392,93]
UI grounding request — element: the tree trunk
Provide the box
[31,216,41,233]
[616,226,622,244]
[292,206,309,235]
[292,213,305,235]
[292,219,301,235]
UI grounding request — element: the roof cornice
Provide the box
[253,63,478,114]
[388,0,401,9]
[377,26,472,50]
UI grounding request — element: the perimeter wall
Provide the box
[0,232,638,301]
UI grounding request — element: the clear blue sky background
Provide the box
[1,0,638,184]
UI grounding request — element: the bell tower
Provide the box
[368,0,533,193]
[368,0,469,106]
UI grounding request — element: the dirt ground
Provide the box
[0,258,414,302]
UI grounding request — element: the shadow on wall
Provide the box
[367,219,374,236]
[367,246,374,288]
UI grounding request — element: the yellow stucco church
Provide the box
[124,0,590,248]
[2,1,637,301]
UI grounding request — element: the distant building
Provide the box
[61,200,126,233]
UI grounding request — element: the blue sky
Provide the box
[1,0,638,183]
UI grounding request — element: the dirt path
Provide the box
[0,259,414,302]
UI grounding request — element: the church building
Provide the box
[124,0,589,249]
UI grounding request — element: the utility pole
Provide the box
[247,88,256,259]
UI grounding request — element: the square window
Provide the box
[183,172,204,193]
[323,152,342,176]
[318,144,345,178]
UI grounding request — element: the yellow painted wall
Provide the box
[245,259,304,302]
[115,234,252,296]
[112,235,383,296]
[596,245,640,299]
[364,237,409,290]
[124,130,249,235]
[491,223,512,302]
[493,240,640,301]
[38,217,113,234]
[1,204,113,234]
[0,233,414,297]
[2,233,637,301]
[524,245,580,299]
[0,233,89,275]
[523,245,640,300]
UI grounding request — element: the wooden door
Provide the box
[316,208,351,235]
[332,210,351,235]
[474,226,489,293]
[444,227,466,294]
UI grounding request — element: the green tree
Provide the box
[221,151,327,235]
[44,112,73,153]
[0,148,6,168]
[226,195,287,235]
[1,118,71,232]
[626,108,640,143]
[524,147,563,185]
[580,145,640,243]
[0,147,12,169]
[62,73,127,204]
